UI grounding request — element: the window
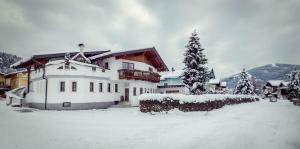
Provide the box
[65,63,70,69]
[122,62,134,70]
[133,87,137,96]
[60,81,65,92]
[99,83,103,92]
[115,84,118,92]
[71,66,76,70]
[63,102,71,107]
[90,82,94,92]
[105,62,109,69]
[149,67,153,72]
[57,66,63,69]
[72,82,77,92]
[107,83,111,92]
[140,87,143,95]
[144,88,146,93]
[92,67,96,71]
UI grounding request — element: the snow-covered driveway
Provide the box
[0,99,299,149]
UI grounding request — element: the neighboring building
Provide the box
[208,79,227,93]
[12,45,168,110]
[158,70,188,94]
[0,72,5,86]
[263,80,289,97]
[4,70,28,89]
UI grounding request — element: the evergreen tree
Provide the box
[182,30,209,95]
[234,69,254,95]
[287,69,300,99]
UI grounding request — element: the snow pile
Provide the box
[139,93,259,103]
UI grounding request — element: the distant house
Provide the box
[263,80,289,97]
[0,72,5,87]
[4,70,28,89]
[208,78,227,93]
[158,70,188,94]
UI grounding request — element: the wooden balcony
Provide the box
[118,69,160,83]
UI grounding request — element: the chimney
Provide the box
[78,43,85,53]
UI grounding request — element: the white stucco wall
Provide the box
[25,58,159,108]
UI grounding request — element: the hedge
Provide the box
[139,94,260,113]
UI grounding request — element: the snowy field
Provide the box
[0,99,300,149]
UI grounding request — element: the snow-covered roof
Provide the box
[46,60,102,68]
[220,82,227,87]
[71,52,91,63]
[267,80,283,86]
[281,81,289,86]
[208,79,220,84]
[160,70,183,80]
[4,69,27,76]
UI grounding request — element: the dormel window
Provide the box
[105,62,109,69]
[57,66,63,69]
[99,83,103,92]
[60,81,65,92]
[133,87,137,96]
[72,82,77,92]
[90,82,94,92]
[122,62,134,70]
[107,83,111,92]
[71,66,76,70]
[140,87,143,95]
[92,67,96,71]
[115,84,118,93]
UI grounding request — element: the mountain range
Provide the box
[222,63,300,89]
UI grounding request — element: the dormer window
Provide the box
[57,66,63,69]
[71,66,77,70]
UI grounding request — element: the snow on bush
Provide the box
[139,94,260,113]
[139,93,259,103]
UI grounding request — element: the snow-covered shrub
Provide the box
[234,69,255,95]
[139,94,260,113]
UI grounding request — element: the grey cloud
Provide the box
[0,0,299,78]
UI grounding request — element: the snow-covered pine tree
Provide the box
[182,30,209,95]
[287,69,300,99]
[234,69,255,95]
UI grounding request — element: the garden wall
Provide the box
[139,94,260,113]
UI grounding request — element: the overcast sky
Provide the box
[1,0,300,78]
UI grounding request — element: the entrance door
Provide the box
[125,88,129,102]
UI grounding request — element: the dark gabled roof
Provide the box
[91,47,168,71]
[32,50,110,59]
[13,50,110,68]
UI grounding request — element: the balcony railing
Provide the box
[118,69,160,83]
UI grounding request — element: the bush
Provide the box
[139,94,259,113]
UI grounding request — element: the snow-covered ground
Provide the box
[0,99,300,149]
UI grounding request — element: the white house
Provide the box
[12,44,168,110]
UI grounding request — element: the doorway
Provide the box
[125,88,129,102]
